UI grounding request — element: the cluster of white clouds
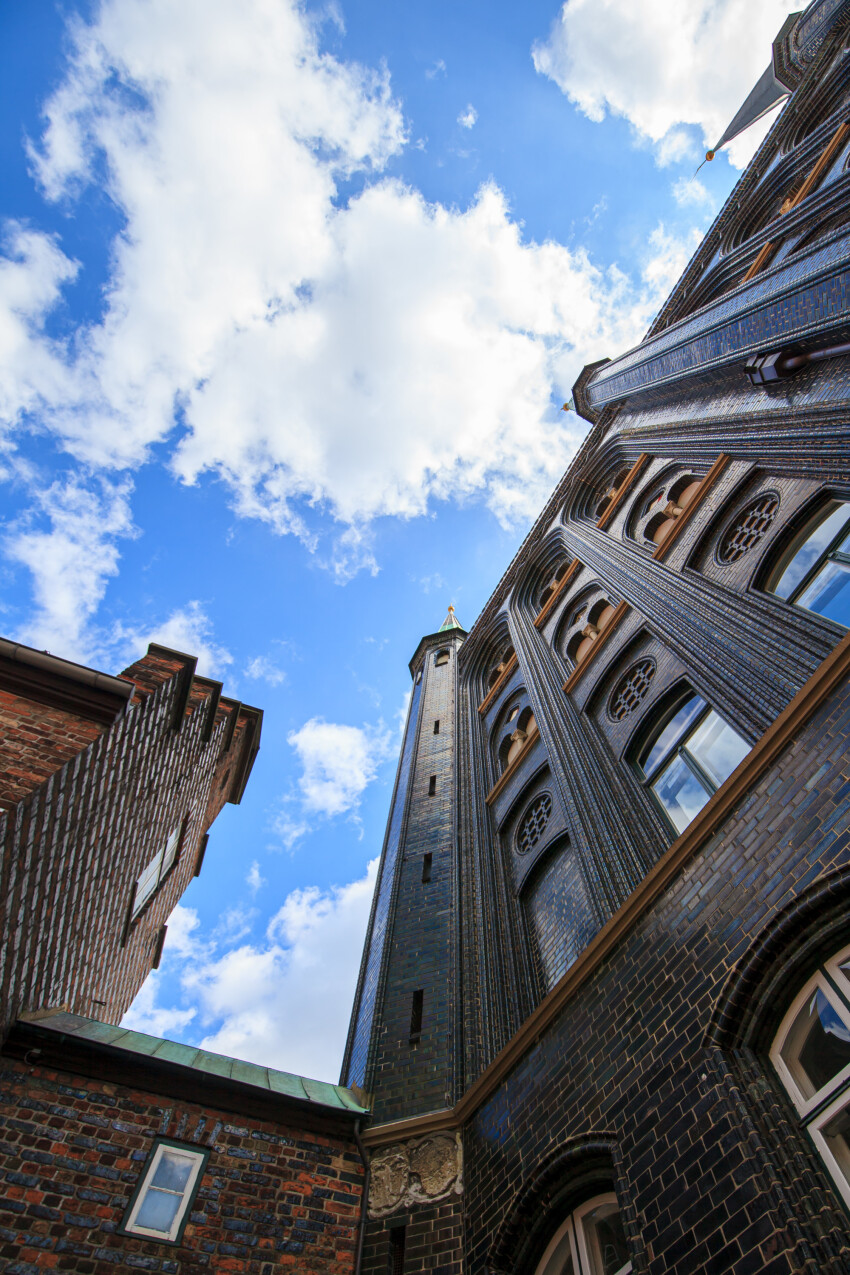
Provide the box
[533,0,791,168]
[0,0,713,650]
[124,860,379,1079]
[275,715,395,847]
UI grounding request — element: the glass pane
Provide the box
[820,1099,850,1193]
[773,503,850,599]
[780,987,850,1100]
[685,711,750,790]
[797,560,850,629]
[151,1148,195,1192]
[162,826,181,873]
[581,1201,631,1275]
[640,695,706,777]
[536,1223,575,1275]
[134,852,163,912]
[135,1185,182,1234]
[652,755,711,834]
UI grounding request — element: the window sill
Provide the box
[485,724,540,805]
[651,454,730,563]
[533,560,582,629]
[562,602,630,695]
[478,653,518,715]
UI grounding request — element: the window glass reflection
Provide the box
[687,712,750,789]
[819,1100,850,1193]
[797,561,850,628]
[581,1200,631,1275]
[780,987,850,1100]
[652,756,710,834]
[773,504,850,599]
[640,695,705,777]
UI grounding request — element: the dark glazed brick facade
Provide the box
[0,648,258,1031]
[463,679,850,1274]
[361,1200,463,1275]
[364,631,464,1124]
[0,1058,361,1273]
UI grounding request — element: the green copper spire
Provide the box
[439,605,463,632]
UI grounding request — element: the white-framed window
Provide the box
[535,1192,632,1275]
[132,819,185,918]
[121,1138,208,1243]
[771,944,850,1209]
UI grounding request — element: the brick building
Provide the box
[343,1,850,1271]
[4,0,850,1271]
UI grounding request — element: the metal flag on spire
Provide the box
[439,605,463,632]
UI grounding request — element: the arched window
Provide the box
[562,592,616,668]
[435,648,450,666]
[487,644,516,689]
[766,500,850,628]
[633,690,749,834]
[771,946,850,1209]
[535,1194,632,1275]
[498,706,537,773]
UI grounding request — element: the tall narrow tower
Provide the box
[341,608,465,1124]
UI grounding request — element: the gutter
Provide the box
[0,637,134,703]
[353,1118,371,1275]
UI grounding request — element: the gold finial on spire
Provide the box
[439,605,462,632]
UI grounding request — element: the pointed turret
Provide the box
[439,604,463,632]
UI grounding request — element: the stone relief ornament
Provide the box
[368,1133,463,1218]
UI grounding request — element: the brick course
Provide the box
[0,1058,362,1273]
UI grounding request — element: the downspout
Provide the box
[353,1119,371,1275]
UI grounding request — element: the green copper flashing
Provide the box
[439,604,463,631]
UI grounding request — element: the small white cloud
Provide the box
[245,654,286,686]
[121,971,197,1038]
[457,104,478,129]
[287,717,393,818]
[672,176,715,210]
[655,127,695,168]
[426,59,447,79]
[116,600,233,679]
[246,860,266,893]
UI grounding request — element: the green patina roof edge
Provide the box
[18,1010,368,1115]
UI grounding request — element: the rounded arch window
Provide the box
[487,643,515,689]
[434,648,450,666]
[516,792,552,855]
[629,469,702,549]
[534,1193,632,1275]
[633,689,750,835]
[765,499,850,628]
[771,945,850,1209]
[716,492,780,565]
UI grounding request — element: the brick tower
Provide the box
[341,607,465,1125]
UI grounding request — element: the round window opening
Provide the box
[608,658,656,722]
[716,492,780,565]
[516,792,553,855]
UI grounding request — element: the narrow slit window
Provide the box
[428,775,437,795]
[433,719,440,734]
[410,990,424,1041]
[390,1225,406,1275]
[422,853,432,883]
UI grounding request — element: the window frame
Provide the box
[770,943,850,1213]
[764,497,850,627]
[534,1191,633,1275]
[119,1137,209,1245]
[631,688,750,836]
[131,816,188,920]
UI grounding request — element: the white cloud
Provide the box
[115,599,233,678]
[4,475,136,663]
[287,716,393,818]
[0,0,702,587]
[246,860,266,893]
[426,59,447,80]
[244,654,286,686]
[532,0,791,168]
[193,859,378,1076]
[458,104,478,129]
[125,861,380,1078]
[672,176,715,211]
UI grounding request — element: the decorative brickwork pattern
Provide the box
[516,794,552,855]
[717,492,781,563]
[0,1058,361,1273]
[607,659,656,722]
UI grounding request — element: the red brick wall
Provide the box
[0,1057,362,1273]
[0,653,258,1031]
[0,691,106,805]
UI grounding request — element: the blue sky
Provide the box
[0,0,791,1080]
